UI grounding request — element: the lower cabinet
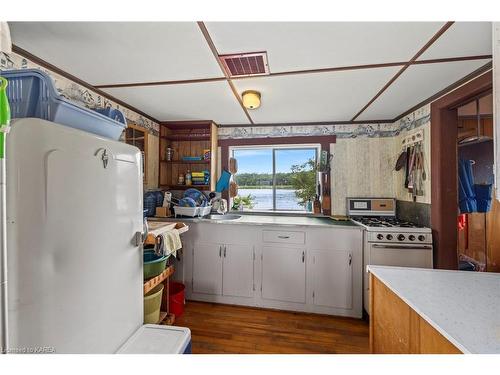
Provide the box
[309,249,353,309]
[185,224,363,318]
[222,244,254,298]
[192,242,223,295]
[262,246,306,303]
[192,241,254,298]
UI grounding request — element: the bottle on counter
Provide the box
[306,199,313,212]
[185,170,192,186]
[313,195,321,214]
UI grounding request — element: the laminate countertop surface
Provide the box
[151,214,362,229]
[367,265,500,354]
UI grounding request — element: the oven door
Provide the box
[363,242,433,313]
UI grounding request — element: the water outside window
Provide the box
[232,147,318,211]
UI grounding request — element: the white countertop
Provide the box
[367,265,500,354]
[154,214,363,229]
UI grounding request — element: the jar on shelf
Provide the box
[178,174,185,185]
[166,147,173,161]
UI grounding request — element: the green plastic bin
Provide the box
[143,283,164,324]
[143,249,168,280]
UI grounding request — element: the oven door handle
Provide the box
[371,244,432,250]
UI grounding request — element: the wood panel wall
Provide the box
[369,274,462,354]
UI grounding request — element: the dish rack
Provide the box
[173,205,212,218]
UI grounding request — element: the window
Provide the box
[231,145,319,211]
[125,124,148,182]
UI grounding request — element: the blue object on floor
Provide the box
[1,69,126,140]
[458,159,477,213]
[216,169,231,193]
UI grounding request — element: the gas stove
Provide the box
[347,198,434,313]
[347,198,432,243]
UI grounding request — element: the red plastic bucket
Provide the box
[169,281,185,317]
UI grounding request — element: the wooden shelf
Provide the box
[161,135,210,141]
[161,159,210,164]
[160,184,210,190]
[144,265,174,294]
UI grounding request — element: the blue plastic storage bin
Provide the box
[143,192,157,217]
[92,107,126,125]
[1,69,127,140]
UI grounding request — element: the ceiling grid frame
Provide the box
[8,22,493,125]
[196,21,255,125]
[350,21,456,121]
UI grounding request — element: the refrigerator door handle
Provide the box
[133,218,149,247]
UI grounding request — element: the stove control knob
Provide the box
[397,234,405,241]
[418,235,426,242]
[386,234,393,240]
[408,235,416,241]
[376,234,384,240]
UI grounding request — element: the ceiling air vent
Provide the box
[219,51,269,78]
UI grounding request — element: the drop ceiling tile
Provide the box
[9,22,224,85]
[231,66,400,124]
[357,59,491,121]
[418,22,492,60]
[206,22,444,73]
[103,81,250,124]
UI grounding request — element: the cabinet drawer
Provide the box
[262,230,305,245]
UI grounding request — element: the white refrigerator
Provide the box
[3,118,190,354]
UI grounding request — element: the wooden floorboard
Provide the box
[175,301,369,354]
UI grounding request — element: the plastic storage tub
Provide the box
[1,69,126,140]
[143,283,164,324]
[143,250,168,279]
[116,325,191,354]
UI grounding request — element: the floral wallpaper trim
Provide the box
[218,105,431,140]
[0,51,160,136]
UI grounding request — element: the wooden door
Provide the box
[261,246,306,303]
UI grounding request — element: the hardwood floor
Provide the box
[175,301,369,354]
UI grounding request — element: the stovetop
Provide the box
[350,216,431,234]
[351,216,425,228]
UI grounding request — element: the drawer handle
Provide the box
[278,235,290,239]
[302,251,305,263]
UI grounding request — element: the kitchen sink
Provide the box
[203,214,242,221]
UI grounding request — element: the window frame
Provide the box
[229,143,320,212]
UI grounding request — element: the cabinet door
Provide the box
[310,249,353,309]
[262,246,306,303]
[222,244,254,298]
[192,242,223,295]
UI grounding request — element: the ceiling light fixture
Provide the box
[242,90,261,110]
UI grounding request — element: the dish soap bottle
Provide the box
[185,170,192,186]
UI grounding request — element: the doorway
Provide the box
[456,93,495,271]
[431,70,493,270]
